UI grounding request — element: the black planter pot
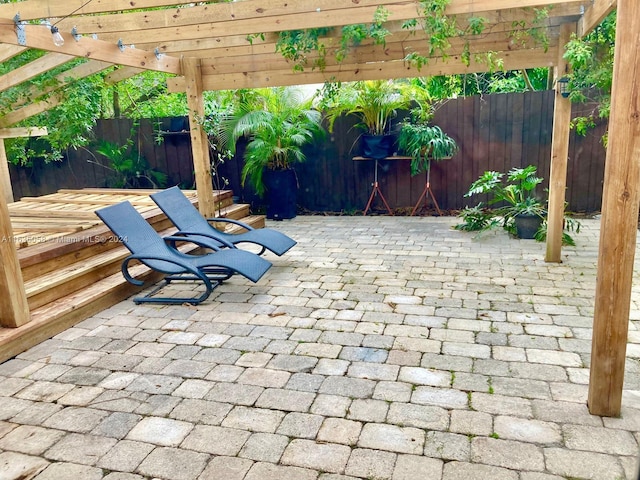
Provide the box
[514,214,544,239]
[263,168,298,220]
[361,134,395,160]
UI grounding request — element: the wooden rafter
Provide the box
[9,60,113,110]
[0,52,74,92]
[0,22,181,74]
[194,27,559,77]
[0,0,199,19]
[0,44,26,63]
[578,0,617,36]
[54,0,587,47]
[0,96,62,128]
[169,47,555,92]
[133,10,570,59]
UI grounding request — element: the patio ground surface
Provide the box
[1,215,640,480]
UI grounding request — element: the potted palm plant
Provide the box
[322,80,410,159]
[225,87,325,220]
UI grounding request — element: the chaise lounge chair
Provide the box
[95,201,271,305]
[150,186,297,256]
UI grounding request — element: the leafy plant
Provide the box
[224,87,325,196]
[460,165,545,235]
[457,165,580,244]
[563,11,615,145]
[399,124,458,175]
[94,139,167,189]
[453,204,498,232]
[322,80,410,135]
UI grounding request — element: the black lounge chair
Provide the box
[150,186,297,256]
[95,201,271,305]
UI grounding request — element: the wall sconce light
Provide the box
[50,25,64,46]
[557,76,570,98]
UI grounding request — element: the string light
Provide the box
[49,0,96,46]
[50,25,64,46]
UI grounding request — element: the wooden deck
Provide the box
[0,188,265,363]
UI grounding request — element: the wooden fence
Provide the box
[8,90,607,214]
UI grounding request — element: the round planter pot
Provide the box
[514,214,544,239]
[361,134,395,160]
[264,168,297,220]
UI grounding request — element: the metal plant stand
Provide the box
[411,158,443,216]
[363,158,393,216]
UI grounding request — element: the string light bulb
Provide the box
[51,25,64,46]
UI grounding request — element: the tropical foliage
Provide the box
[563,11,615,142]
[321,80,410,135]
[224,87,325,196]
[455,166,580,245]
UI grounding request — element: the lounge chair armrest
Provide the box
[170,230,235,249]
[122,253,205,286]
[206,217,255,231]
[163,234,225,252]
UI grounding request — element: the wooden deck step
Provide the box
[0,188,268,364]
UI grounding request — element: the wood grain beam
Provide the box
[0,52,74,93]
[168,47,555,92]
[0,146,30,326]
[57,1,586,48]
[0,44,26,63]
[0,128,48,139]
[59,0,587,37]
[182,57,216,218]
[0,96,62,128]
[132,10,568,58]
[9,60,113,110]
[578,0,617,37]
[104,67,146,85]
[0,0,199,19]
[588,0,639,417]
[545,23,576,263]
[197,28,558,76]
[0,22,181,74]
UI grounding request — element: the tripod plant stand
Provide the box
[411,158,443,216]
[363,158,393,216]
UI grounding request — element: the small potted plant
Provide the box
[460,165,546,239]
[224,87,325,220]
[322,80,410,159]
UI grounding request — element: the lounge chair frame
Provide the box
[96,201,271,305]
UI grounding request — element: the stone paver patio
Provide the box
[1,215,640,480]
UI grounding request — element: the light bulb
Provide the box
[51,26,64,47]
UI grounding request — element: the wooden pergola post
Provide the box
[0,128,48,205]
[0,140,12,204]
[588,0,640,417]
[0,169,30,328]
[181,56,216,218]
[545,23,574,263]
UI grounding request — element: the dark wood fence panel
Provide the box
[8,91,607,213]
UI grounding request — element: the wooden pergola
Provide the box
[0,0,636,418]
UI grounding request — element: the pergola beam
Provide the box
[0,22,181,74]
[0,96,62,128]
[0,52,74,93]
[168,47,555,92]
[0,0,199,19]
[59,0,587,38]
[578,0,617,37]
[8,60,113,110]
[193,28,558,77]
[0,44,26,63]
[56,0,586,48]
